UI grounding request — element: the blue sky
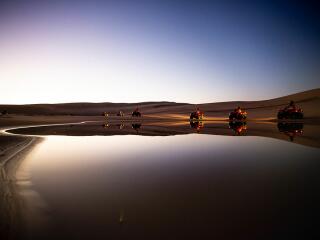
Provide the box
[0,0,319,104]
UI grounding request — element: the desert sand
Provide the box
[1,88,319,119]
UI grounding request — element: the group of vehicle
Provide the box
[189,106,248,121]
[103,101,304,121]
[103,108,142,118]
[101,104,304,140]
[189,100,304,121]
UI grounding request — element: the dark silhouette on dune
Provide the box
[190,107,204,120]
[277,101,303,119]
[132,108,142,117]
[229,107,247,121]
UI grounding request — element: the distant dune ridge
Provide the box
[1,88,319,119]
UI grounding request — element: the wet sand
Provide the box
[0,134,40,239]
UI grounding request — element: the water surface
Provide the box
[15,124,320,239]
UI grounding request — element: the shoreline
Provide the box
[5,118,320,149]
[0,131,41,239]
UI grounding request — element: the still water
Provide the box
[16,128,320,239]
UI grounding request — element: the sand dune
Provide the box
[1,88,319,119]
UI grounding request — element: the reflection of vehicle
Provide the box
[229,107,247,121]
[190,108,204,120]
[190,121,204,132]
[229,121,247,135]
[0,110,8,116]
[132,123,141,130]
[278,122,303,141]
[132,108,141,117]
[277,101,303,119]
[117,111,124,117]
[117,123,125,129]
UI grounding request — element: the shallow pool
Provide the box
[16,130,320,239]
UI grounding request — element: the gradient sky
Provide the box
[0,0,319,104]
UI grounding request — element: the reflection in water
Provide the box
[117,123,125,129]
[131,123,141,131]
[189,121,204,133]
[8,121,320,148]
[103,122,139,130]
[13,134,320,239]
[229,121,247,135]
[278,122,304,141]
